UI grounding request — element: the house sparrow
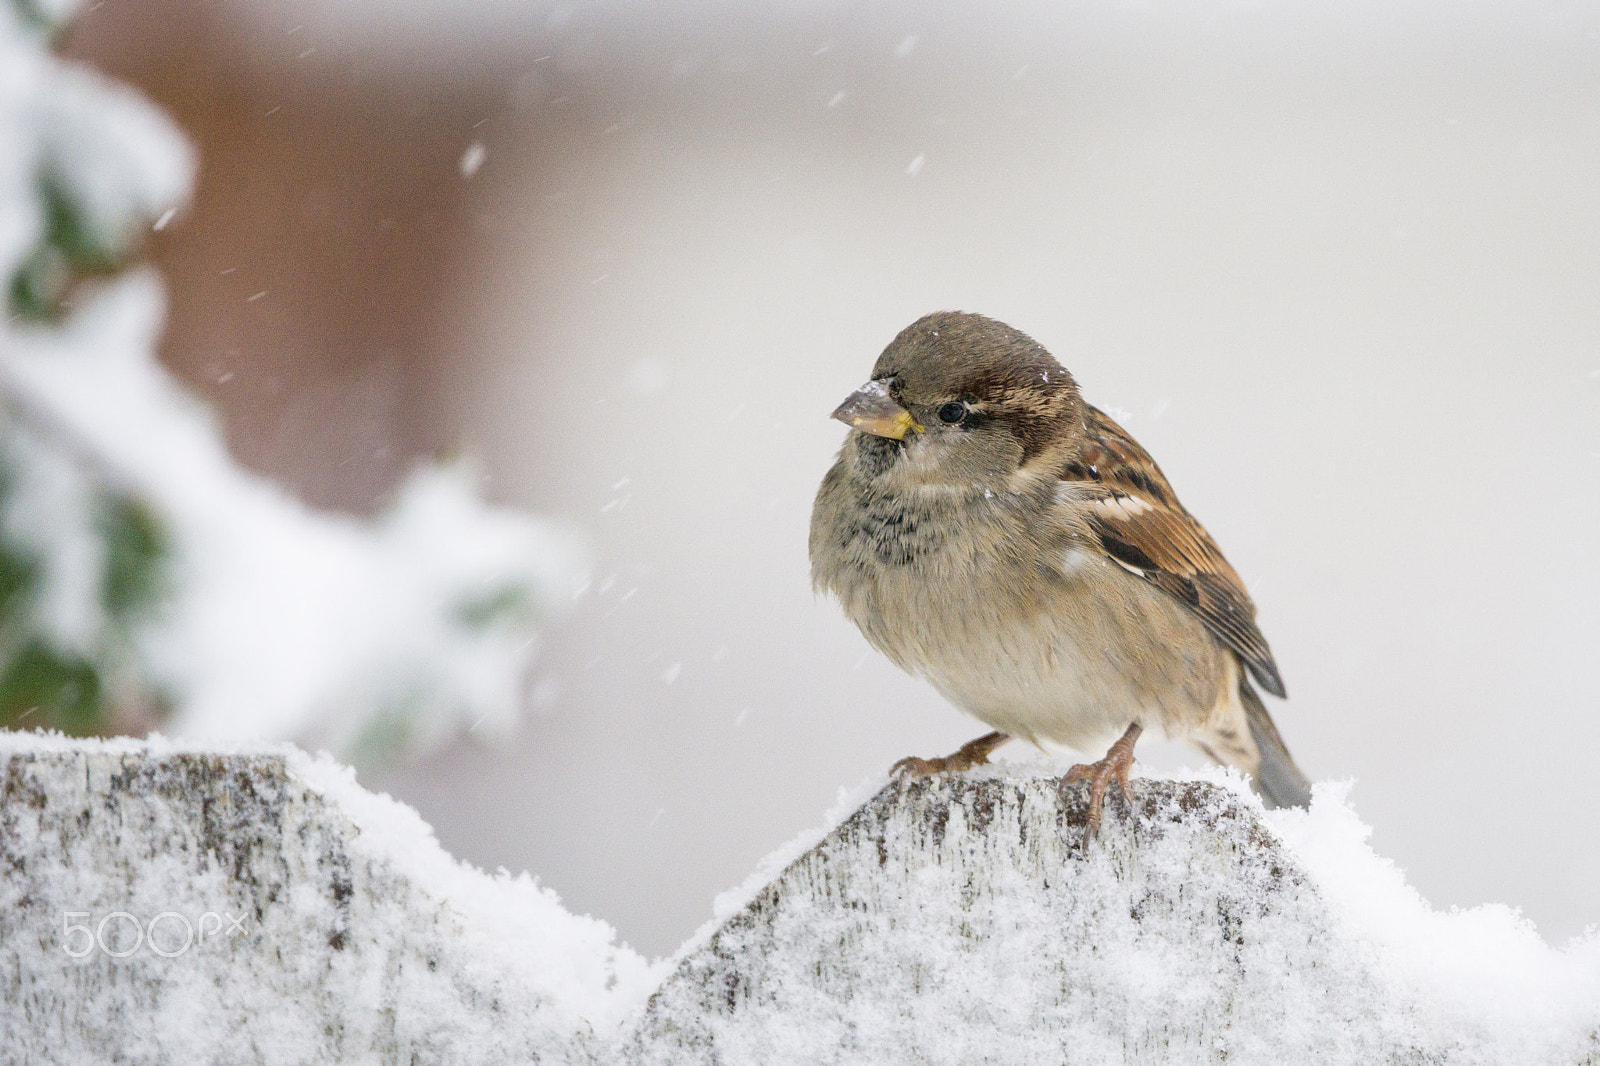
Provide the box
[809,311,1311,835]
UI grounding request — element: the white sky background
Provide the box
[225,0,1600,957]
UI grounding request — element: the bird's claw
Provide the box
[891,751,981,777]
[891,731,1010,778]
[1061,723,1143,845]
[891,755,948,777]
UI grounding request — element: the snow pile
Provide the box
[3,734,1596,1065]
[1274,780,1600,1060]
[632,763,1600,1066]
[0,0,581,759]
[0,732,657,1064]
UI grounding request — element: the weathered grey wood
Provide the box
[0,743,610,1066]
[3,738,1596,1066]
[626,775,1413,1065]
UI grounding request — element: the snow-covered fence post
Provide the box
[4,733,1598,1065]
[0,735,655,1064]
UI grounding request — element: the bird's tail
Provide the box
[1191,674,1312,809]
[1237,677,1312,809]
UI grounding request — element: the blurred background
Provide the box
[47,0,1600,956]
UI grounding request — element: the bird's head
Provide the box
[832,311,1084,491]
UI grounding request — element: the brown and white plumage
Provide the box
[809,310,1311,813]
[1067,406,1286,701]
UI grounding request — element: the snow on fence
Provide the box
[2,733,1597,1065]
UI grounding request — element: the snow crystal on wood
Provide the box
[3,736,1597,1065]
[630,776,1397,1064]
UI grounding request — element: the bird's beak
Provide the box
[830,380,923,440]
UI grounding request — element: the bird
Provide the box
[809,311,1311,837]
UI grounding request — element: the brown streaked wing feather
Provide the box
[1065,405,1287,699]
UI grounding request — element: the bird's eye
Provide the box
[936,401,968,425]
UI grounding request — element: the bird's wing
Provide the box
[1058,405,1286,698]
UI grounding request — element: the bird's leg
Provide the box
[1064,722,1144,842]
[892,731,1011,777]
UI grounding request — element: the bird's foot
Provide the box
[891,731,1010,778]
[1062,723,1143,844]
